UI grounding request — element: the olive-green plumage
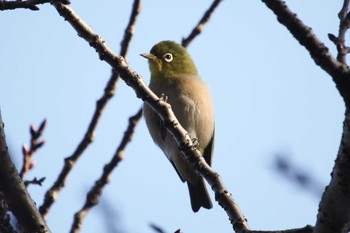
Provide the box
[142,41,215,212]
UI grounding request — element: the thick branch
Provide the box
[314,111,350,233]
[47,1,249,231]
[261,1,350,233]
[39,0,140,218]
[0,110,51,233]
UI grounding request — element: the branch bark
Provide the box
[0,0,69,11]
[0,110,51,233]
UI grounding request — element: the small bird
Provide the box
[141,41,215,212]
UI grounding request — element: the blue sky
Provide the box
[0,1,345,232]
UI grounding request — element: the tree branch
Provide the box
[0,110,51,233]
[39,0,141,218]
[70,108,142,233]
[261,1,350,233]
[328,0,350,65]
[0,0,69,11]
[314,111,350,233]
[46,1,249,231]
[245,225,313,233]
[20,119,46,179]
[181,0,222,48]
[261,0,350,107]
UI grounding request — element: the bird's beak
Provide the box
[140,53,157,61]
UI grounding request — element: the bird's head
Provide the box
[141,41,198,81]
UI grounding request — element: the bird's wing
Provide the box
[203,127,215,166]
[159,119,166,141]
[170,160,186,182]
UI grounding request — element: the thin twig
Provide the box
[120,0,141,60]
[69,108,142,233]
[24,177,46,186]
[46,1,249,231]
[39,0,141,219]
[337,0,350,64]
[19,119,46,179]
[328,0,350,64]
[181,0,222,48]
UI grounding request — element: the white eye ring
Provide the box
[163,53,173,62]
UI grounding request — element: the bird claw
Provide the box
[160,93,168,102]
[191,137,199,149]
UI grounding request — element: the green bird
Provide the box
[141,41,215,212]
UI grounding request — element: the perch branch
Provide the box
[39,0,141,218]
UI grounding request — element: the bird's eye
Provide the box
[163,53,173,62]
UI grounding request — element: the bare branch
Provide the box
[261,1,350,233]
[39,0,141,218]
[69,108,142,233]
[24,177,46,187]
[327,0,350,64]
[19,119,47,179]
[181,0,222,48]
[46,1,250,231]
[261,0,349,82]
[339,0,350,20]
[313,111,350,233]
[245,225,313,233]
[0,110,51,233]
[0,0,69,11]
[338,4,350,64]
[120,0,141,60]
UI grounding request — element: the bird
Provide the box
[141,40,215,212]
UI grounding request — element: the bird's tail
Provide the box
[187,178,212,212]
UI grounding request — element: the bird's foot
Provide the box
[160,93,168,102]
[191,137,199,149]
